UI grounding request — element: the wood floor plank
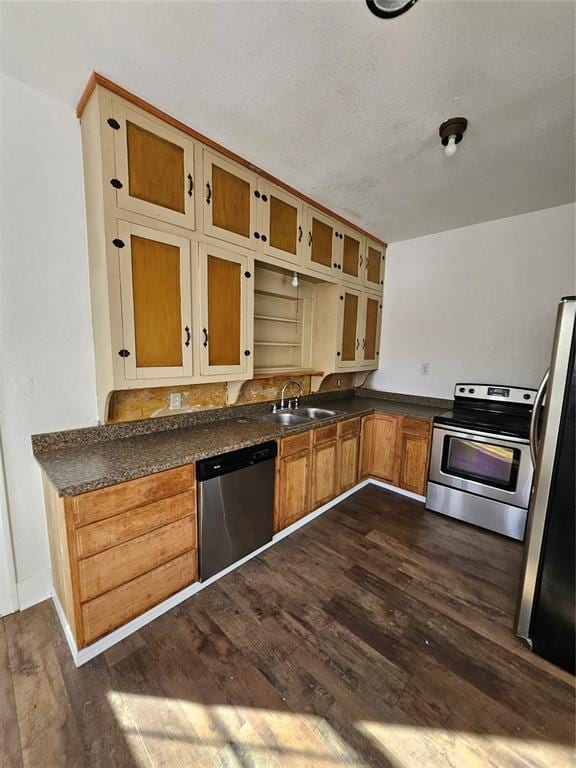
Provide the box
[2,485,574,768]
[0,620,23,768]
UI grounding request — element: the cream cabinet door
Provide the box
[203,151,258,249]
[336,286,363,369]
[339,227,365,286]
[198,242,253,376]
[259,183,303,266]
[359,292,382,369]
[117,221,193,380]
[111,103,196,229]
[365,240,386,290]
[304,208,340,277]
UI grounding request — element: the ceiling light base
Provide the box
[439,117,468,146]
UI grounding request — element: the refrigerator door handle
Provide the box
[530,369,549,466]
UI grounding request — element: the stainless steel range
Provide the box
[426,384,537,540]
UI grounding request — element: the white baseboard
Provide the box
[17,568,52,610]
[368,478,426,503]
[47,478,419,666]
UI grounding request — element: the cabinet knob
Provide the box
[244,350,251,357]
[262,194,268,202]
[112,238,125,248]
[107,118,120,130]
[245,271,252,278]
[254,190,261,198]
[118,349,130,358]
[261,235,267,242]
[110,178,123,189]
[254,232,261,239]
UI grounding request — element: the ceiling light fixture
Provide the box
[291,272,299,288]
[439,117,468,158]
[366,0,419,19]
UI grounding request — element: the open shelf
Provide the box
[253,368,324,378]
[254,289,300,302]
[254,315,303,324]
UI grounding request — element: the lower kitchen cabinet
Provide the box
[42,464,198,649]
[359,415,374,480]
[336,418,360,493]
[310,425,339,508]
[274,431,312,532]
[371,412,402,484]
[369,412,432,496]
[398,418,432,496]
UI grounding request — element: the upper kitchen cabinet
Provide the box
[339,227,365,286]
[111,102,196,229]
[304,208,340,278]
[198,242,253,376]
[365,240,386,289]
[203,151,258,249]
[336,286,363,369]
[117,221,194,380]
[259,183,303,266]
[358,293,382,369]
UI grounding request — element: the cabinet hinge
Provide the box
[107,118,120,130]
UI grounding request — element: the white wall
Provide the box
[0,73,98,608]
[370,204,576,399]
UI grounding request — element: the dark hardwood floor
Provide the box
[2,486,574,767]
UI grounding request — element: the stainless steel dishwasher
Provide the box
[196,441,277,581]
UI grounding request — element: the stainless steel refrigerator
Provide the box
[516,295,575,674]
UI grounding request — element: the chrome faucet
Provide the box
[278,379,304,411]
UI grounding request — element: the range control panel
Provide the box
[453,383,536,405]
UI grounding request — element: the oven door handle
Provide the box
[529,369,549,467]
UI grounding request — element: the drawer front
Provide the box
[76,491,196,559]
[312,424,338,444]
[280,431,311,457]
[337,417,361,438]
[403,417,432,436]
[81,550,197,646]
[73,465,195,527]
[78,515,197,602]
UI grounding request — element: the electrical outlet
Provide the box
[169,393,182,410]
[336,378,342,389]
[420,362,430,376]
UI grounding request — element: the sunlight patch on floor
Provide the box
[106,692,374,767]
[358,720,576,768]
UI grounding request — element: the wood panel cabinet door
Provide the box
[199,242,253,376]
[359,415,374,480]
[337,433,360,494]
[310,439,338,509]
[117,221,193,379]
[371,413,401,484]
[365,241,385,290]
[203,151,257,249]
[340,228,365,285]
[305,208,339,277]
[112,103,196,229]
[275,450,310,531]
[399,432,431,496]
[336,287,362,368]
[360,293,382,368]
[261,183,303,266]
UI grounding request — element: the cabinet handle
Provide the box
[356,338,360,350]
[359,254,363,266]
[308,231,312,247]
[202,328,209,348]
[184,326,191,347]
[187,174,194,197]
[206,182,212,205]
[298,226,303,243]
[362,338,366,349]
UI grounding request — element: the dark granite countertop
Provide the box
[34,391,449,496]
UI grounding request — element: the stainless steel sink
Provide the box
[255,411,311,425]
[251,406,338,425]
[293,407,337,419]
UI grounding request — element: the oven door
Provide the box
[429,425,533,507]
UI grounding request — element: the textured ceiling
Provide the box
[1,0,574,242]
